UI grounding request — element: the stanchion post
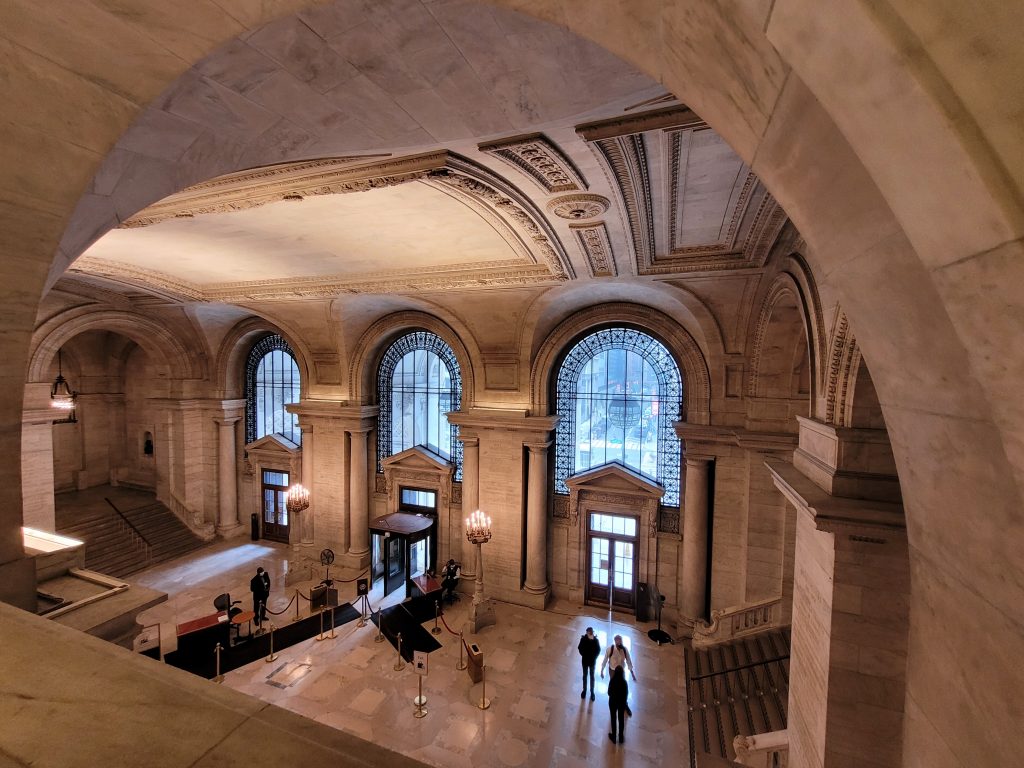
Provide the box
[328,605,337,639]
[374,609,385,643]
[394,632,405,671]
[414,675,427,718]
[213,642,224,683]
[477,663,490,710]
[432,600,441,635]
[316,605,326,641]
[265,623,278,663]
[293,589,301,623]
[456,630,467,671]
[357,595,367,628]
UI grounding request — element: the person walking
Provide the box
[577,626,601,701]
[607,666,629,744]
[600,634,636,715]
[250,566,271,626]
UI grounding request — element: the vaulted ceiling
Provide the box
[59,1,790,307]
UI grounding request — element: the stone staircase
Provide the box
[56,495,209,578]
[686,628,790,766]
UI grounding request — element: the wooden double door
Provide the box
[261,469,290,543]
[586,512,639,611]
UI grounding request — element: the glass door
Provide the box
[261,469,290,543]
[586,513,638,611]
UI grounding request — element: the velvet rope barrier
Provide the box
[266,593,297,616]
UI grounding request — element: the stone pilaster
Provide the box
[457,435,479,579]
[680,454,712,625]
[768,458,908,768]
[297,423,315,547]
[523,439,551,603]
[447,409,558,610]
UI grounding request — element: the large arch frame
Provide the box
[348,311,477,410]
[214,316,314,402]
[531,302,711,426]
[0,4,1021,767]
[28,309,205,383]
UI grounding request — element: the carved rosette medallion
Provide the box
[547,194,610,221]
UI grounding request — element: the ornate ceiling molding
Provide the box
[120,153,439,228]
[569,222,616,277]
[426,156,574,280]
[478,133,586,194]
[546,194,610,221]
[72,257,556,301]
[590,133,655,268]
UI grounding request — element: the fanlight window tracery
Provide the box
[245,334,301,445]
[377,331,463,480]
[554,327,682,505]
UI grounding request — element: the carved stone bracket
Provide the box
[570,222,616,277]
[479,133,587,193]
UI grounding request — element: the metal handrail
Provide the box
[689,653,790,680]
[105,497,152,560]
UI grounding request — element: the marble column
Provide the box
[523,440,550,597]
[297,424,315,547]
[681,455,712,622]
[348,428,370,557]
[215,416,242,536]
[459,436,479,578]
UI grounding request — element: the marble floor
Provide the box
[135,540,689,768]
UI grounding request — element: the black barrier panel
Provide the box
[165,603,361,679]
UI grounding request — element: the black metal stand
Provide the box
[647,595,673,645]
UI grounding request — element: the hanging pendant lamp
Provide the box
[50,349,78,422]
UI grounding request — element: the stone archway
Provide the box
[0,3,1020,766]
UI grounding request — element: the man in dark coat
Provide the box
[577,626,601,701]
[250,566,270,626]
[607,665,629,744]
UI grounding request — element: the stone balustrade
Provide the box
[733,729,788,767]
[692,597,781,648]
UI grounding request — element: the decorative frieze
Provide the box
[479,133,586,193]
[570,222,616,277]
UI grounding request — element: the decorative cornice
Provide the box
[120,153,441,228]
[576,105,704,142]
[546,194,609,220]
[72,258,555,300]
[427,163,573,280]
[447,408,559,434]
[590,134,654,269]
[479,133,586,193]
[569,222,616,277]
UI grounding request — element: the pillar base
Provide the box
[0,556,37,611]
[520,584,549,610]
[469,597,497,632]
[342,549,370,571]
[216,522,246,539]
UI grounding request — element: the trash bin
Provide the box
[250,513,259,541]
[466,642,484,683]
[636,582,653,622]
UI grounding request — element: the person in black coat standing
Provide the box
[250,566,270,626]
[607,665,629,744]
[577,626,601,701]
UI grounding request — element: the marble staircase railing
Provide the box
[692,597,781,648]
[167,493,216,541]
[733,730,788,767]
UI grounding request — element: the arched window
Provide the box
[553,327,682,505]
[245,335,301,445]
[377,331,462,479]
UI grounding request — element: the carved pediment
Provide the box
[244,433,300,456]
[383,445,454,475]
[566,462,664,499]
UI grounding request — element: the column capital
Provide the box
[447,408,559,436]
[684,454,714,467]
[214,415,242,427]
[525,439,553,452]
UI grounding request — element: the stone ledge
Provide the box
[0,602,427,768]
